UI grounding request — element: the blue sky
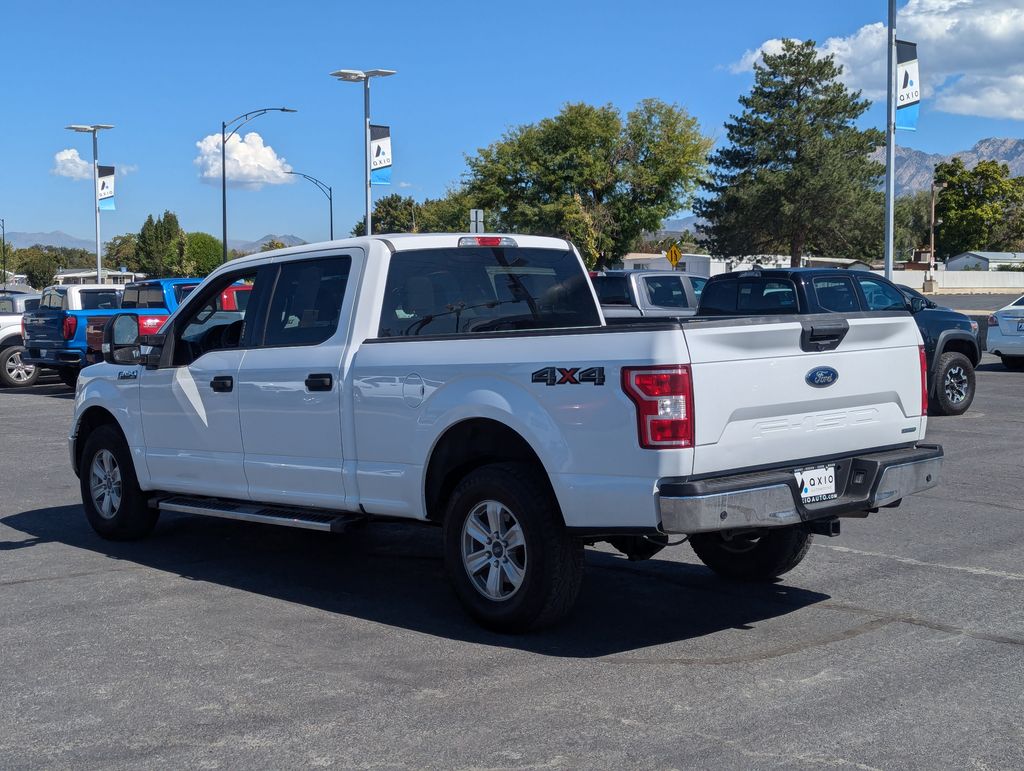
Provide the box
[2,0,1020,245]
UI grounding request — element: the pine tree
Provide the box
[696,39,884,266]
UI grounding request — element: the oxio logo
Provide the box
[806,366,839,388]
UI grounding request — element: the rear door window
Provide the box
[856,276,908,311]
[813,276,860,312]
[261,257,351,347]
[643,276,688,308]
[379,247,599,337]
[690,277,707,299]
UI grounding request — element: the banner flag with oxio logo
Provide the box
[97,165,116,211]
[896,40,920,131]
[370,124,392,185]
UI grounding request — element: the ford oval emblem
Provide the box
[806,366,839,388]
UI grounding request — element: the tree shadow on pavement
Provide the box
[2,504,830,658]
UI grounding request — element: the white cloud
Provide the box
[194,131,294,190]
[397,181,414,189]
[51,148,92,180]
[118,164,138,176]
[729,0,1024,120]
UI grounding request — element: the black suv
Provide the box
[696,268,980,416]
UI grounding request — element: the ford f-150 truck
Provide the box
[70,234,943,631]
[83,278,202,365]
[23,284,122,387]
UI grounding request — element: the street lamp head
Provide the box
[330,69,366,82]
[279,108,298,113]
[330,68,396,82]
[65,124,114,132]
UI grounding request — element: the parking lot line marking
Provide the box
[818,544,1024,581]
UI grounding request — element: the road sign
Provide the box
[666,243,681,268]
[469,209,485,233]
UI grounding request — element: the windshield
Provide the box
[1013,296,1024,307]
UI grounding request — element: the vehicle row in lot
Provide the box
[71,234,942,632]
[986,294,1024,370]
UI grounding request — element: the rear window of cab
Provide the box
[698,278,798,315]
[378,247,600,337]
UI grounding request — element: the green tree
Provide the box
[934,158,1024,260]
[184,232,223,275]
[260,239,287,252]
[696,39,884,266]
[15,247,60,289]
[350,194,420,236]
[105,233,139,271]
[894,191,931,261]
[136,211,186,276]
[417,188,474,232]
[463,99,711,267]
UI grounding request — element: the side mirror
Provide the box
[909,297,928,314]
[102,314,142,366]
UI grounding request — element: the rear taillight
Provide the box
[988,315,998,327]
[137,315,166,333]
[21,318,26,339]
[622,365,694,449]
[63,316,78,340]
[919,345,929,416]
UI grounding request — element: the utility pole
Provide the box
[930,179,947,267]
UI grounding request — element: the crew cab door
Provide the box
[237,254,354,509]
[139,266,267,499]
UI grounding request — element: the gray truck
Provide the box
[591,270,707,321]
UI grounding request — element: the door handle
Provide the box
[210,375,233,393]
[305,373,333,392]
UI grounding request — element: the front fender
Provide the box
[71,364,148,486]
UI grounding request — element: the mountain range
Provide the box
[227,234,307,255]
[3,230,306,255]
[870,137,1024,196]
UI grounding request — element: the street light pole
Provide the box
[1,217,6,289]
[220,107,297,263]
[329,68,396,236]
[66,124,113,283]
[285,171,334,240]
[883,0,897,280]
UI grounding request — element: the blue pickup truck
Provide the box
[23,278,200,387]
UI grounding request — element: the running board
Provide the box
[157,495,364,533]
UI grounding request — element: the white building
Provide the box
[946,251,1024,271]
[52,268,147,286]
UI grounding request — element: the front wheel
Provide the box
[79,424,158,540]
[930,351,975,416]
[1001,355,1024,371]
[689,525,812,581]
[0,345,39,387]
[443,462,583,633]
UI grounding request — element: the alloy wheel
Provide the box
[461,499,528,601]
[89,449,123,520]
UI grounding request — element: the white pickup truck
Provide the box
[71,234,943,631]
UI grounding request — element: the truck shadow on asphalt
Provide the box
[1,382,74,398]
[3,504,830,657]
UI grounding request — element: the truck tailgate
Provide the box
[683,314,925,475]
[23,311,65,346]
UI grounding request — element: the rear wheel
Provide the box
[58,368,79,389]
[1001,355,1024,371]
[689,526,812,581]
[0,345,38,387]
[79,424,158,540]
[930,351,975,416]
[443,462,583,632]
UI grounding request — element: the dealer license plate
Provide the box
[795,465,837,503]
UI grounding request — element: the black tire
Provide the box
[58,368,80,389]
[442,462,583,633]
[930,351,975,416]
[79,424,158,540]
[1001,356,1024,372]
[608,534,669,561]
[0,345,39,387]
[689,525,812,581]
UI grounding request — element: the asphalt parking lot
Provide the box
[1,355,1022,769]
